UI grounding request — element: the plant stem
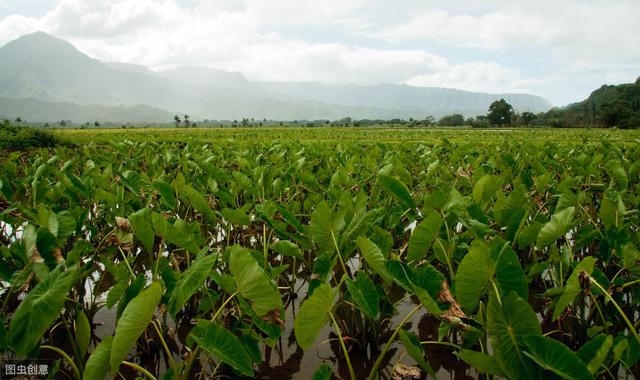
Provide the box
[367,304,422,380]
[330,312,356,380]
[211,291,239,321]
[151,319,177,372]
[588,274,640,345]
[121,360,158,380]
[331,231,350,279]
[41,345,81,380]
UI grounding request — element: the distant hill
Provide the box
[0,97,172,123]
[0,31,553,122]
[546,77,640,128]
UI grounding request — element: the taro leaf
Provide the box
[599,192,625,230]
[56,211,77,239]
[576,334,613,374]
[605,160,628,189]
[9,265,77,355]
[455,242,494,313]
[222,207,250,226]
[357,236,390,280]
[191,320,254,377]
[398,329,436,378]
[553,257,596,320]
[518,222,543,248]
[83,336,113,380]
[110,282,162,372]
[153,180,177,209]
[407,211,442,262]
[378,174,416,210]
[229,246,282,317]
[129,209,154,254]
[310,201,345,254]
[294,283,336,349]
[457,349,506,377]
[75,310,91,357]
[345,272,379,319]
[494,241,528,301]
[623,243,640,277]
[385,261,441,314]
[167,250,217,317]
[537,206,575,247]
[271,240,304,260]
[185,186,217,224]
[522,335,593,380]
[487,292,541,380]
[312,363,333,380]
[107,281,127,309]
[472,175,498,204]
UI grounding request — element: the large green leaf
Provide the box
[310,201,345,254]
[487,292,541,380]
[345,272,379,319]
[167,251,217,317]
[229,246,282,317]
[576,334,613,374]
[455,242,494,313]
[553,257,596,320]
[605,160,628,189]
[191,320,254,377]
[378,174,416,209]
[83,336,113,380]
[494,241,528,301]
[537,206,575,247]
[522,335,593,380]
[271,240,304,260]
[75,310,91,357]
[129,209,155,254]
[9,265,77,355]
[407,211,442,261]
[185,186,217,223]
[110,282,162,372]
[398,329,436,378]
[457,349,506,377]
[294,283,335,349]
[152,179,177,209]
[357,236,389,279]
[472,174,498,204]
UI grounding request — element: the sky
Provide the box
[0,0,638,106]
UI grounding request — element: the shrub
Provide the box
[0,123,65,149]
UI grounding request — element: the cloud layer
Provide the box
[1,0,638,105]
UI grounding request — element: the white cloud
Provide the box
[0,0,638,105]
[406,62,533,94]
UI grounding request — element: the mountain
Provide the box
[0,97,172,123]
[258,82,552,117]
[542,77,640,128]
[0,32,553,122]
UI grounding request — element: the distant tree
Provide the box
[424,116,435,125]
[94,121,101,127]
[438,114,464,126]
[15,117,22,123]
[521,111,536,126]
[59,120,67,127]
[174,115,181,127]
[184,114,190,127]
[487,99,515,126]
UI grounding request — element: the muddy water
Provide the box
[89,278,473,379]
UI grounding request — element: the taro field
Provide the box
[1,127,640,379]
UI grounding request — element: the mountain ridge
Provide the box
[0,31,553,122]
